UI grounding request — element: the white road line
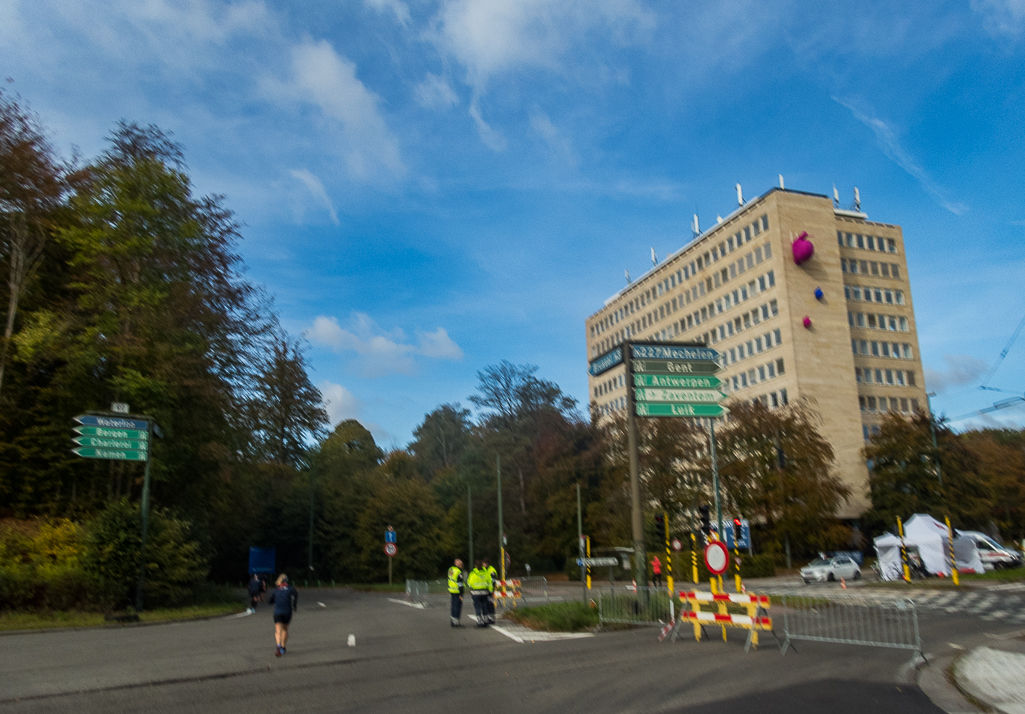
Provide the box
[490,625,525,643]
[388,598,425,609]
[317,602,326,608]
[228,610,254,619]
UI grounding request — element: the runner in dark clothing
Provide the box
[247,574,262,613]
[267,574,298,656]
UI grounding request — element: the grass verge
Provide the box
[504,601,599,632]
[0,602,245,632]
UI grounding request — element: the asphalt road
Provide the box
[0,586,1015,713]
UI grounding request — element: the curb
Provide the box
[916,652,985,714]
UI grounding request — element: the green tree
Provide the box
[715,400,852,557]
[864,412,993,535]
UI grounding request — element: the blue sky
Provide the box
[2,0,1024,447]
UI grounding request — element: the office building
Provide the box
[585,186,927,516]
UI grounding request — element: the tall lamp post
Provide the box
[926,391,942,487]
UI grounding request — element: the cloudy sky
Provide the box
[3,0,1024,446]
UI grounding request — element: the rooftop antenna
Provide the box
[650,247,658,266]
[832,184,840,207]
[854,187,861,212]
[736,183,744,206]
[778,174,785,189]
[625,269,632,284]
[691,214,700,238]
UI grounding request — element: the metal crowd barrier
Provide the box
[404,579,431,607]
[778,593,922,656]
[598,586,675,627]
[517,576,549,605]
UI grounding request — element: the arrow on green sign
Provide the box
[74,437,149,450]
[632,359,719,375]
[635,403,729,417]
[72,447,148,462]
[74,426,148,440]
[635,388,725,403]
[633,374,722,389]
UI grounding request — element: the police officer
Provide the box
[467,560,490,627]
[447,558,465,627]
[482,557,498,625]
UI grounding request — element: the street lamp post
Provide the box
[926,392,942,487]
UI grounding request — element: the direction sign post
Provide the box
[72,413,157,611]
[590,341,731,600]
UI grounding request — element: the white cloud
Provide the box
[307,313,462,377]
[924,354,989,394]
[433,0,654,90]
[320,380,363,424]
[530,111,575,164]
[265,39,406,181]
[289,168,340,225]
[416,327,464,359]
[415,73,459,109]
[468,100,507,150]
[364,0,411,26]
[834,96,969,216]
[972,0,1025,37]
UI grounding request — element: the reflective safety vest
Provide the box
[447,566,463,594]
[467,568,489,593]
[485,566,497,592]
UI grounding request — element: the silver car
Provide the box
[800,555,861,584]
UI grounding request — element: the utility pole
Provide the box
[577,483,584,599]
[134,418,154,612]
[927,392,942,486]
[307,463,316,587]
[626,348,645,587]
[467,484,474,566]
[497,455,505,584]
[709,420,724,541]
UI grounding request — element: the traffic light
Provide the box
[699,505,711,535]
[654,513,666,542]
[733,518,743,543]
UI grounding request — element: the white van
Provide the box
[957,531,1022,571]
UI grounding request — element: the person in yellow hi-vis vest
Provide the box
[447,558,465,628]
[482,557,498,625]
[467,561,490,627]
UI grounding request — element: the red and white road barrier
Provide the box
[678,609,772,628]
[678,591,770,607]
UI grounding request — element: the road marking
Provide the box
[387,598,425,609]
[317,602,326,608]
[490,625,525,643]
[228,611,253,619]
[949,643,965,650]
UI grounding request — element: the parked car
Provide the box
[800,555,861,584]
[957,531,1022,571]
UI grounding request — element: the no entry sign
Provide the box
[671,538,683,552]
[384,542,397,557]
[704,541,729,575]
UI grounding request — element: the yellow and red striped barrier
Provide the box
[678,590,773,651]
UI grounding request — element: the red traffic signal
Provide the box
[732,518,743,542]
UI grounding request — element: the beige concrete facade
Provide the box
[585,187,927,518]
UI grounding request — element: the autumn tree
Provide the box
[714,400,851,559]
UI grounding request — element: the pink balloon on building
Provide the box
[792,231,815,264]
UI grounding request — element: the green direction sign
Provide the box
[632,359,719,376]
[74,426,148,440]
[633,373,722,389]
[635,388,725,404]
[74,437,149,450]
[73,447,148,462]
[635,403,729,418]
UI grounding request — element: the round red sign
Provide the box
[704,541,729,575]
[671,538,683,552]
[384,542,397,557]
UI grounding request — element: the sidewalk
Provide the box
[953,633,1025,714]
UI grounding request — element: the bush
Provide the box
[86,499,208,609]
[506,601,599,632]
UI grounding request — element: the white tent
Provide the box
[872,514,984,580]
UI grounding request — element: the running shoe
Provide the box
[275,645,282,657]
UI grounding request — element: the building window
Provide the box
[768,270,775,287]
[851,339,858,354]
[896,371,905,386]
[780,388,788,405]
[860,340,868,355]
[841,259,848,273]
[870,261,879,276]
[774,328,781,344]
[864,369,873,384]
[888,239,897,253]
[857,234,865,249]
[907,371,916,387]
[855,367,863,383]
[867,396,877,412]
[857,313,866,328]
[768,361,776,377]
[880,262,889,277]
[776,358,785,375]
